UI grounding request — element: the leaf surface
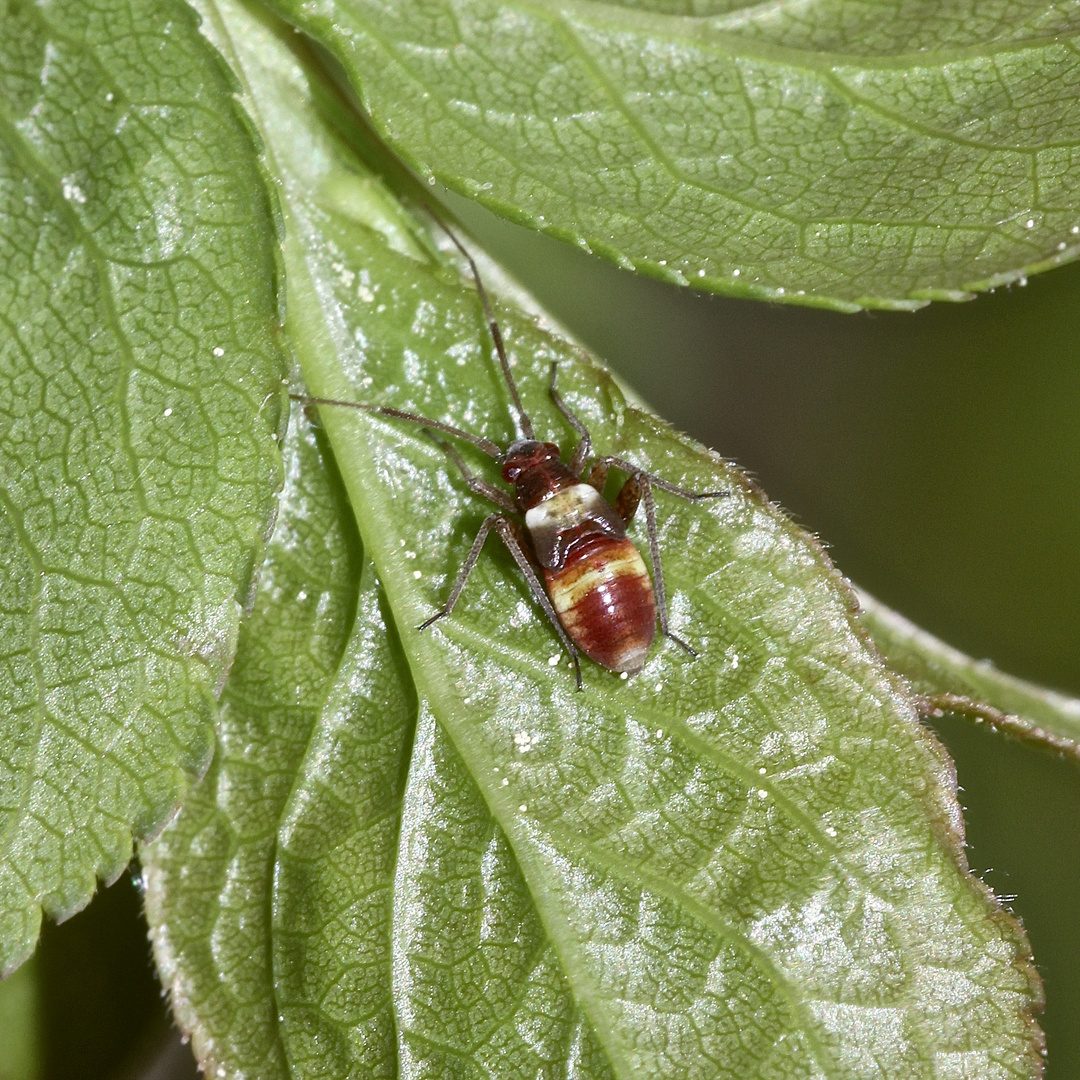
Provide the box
[266,0,1080,311]
[145,3,1044,1077]
[0,0,285,971]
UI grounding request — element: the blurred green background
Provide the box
[2,198,1076,1079]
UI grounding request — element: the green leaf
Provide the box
[859,590,1080,761]
[0,0,285,972]
[143,4,1044,1077]
[265,0,1080,311]
[145,406,381,1077]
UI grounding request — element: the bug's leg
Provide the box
[423,431,516,513]
[629,472,696,656]
[612,472,642,526]
[418,513,583,688]
[422,211,535,440]
[595,455,728,656]
[591,456,730,502]
[587,453,725,513]
[548,363,592,475]
[491,517,584,691]
[289,393,502,458]
[584,460,609,495]
[418,513,502,631]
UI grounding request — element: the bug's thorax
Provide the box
[503,441,626,569]
[501,441,576,510]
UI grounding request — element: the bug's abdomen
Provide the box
[544,532,656,674]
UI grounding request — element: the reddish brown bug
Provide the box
[292,228,727,689]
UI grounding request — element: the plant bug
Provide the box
[291,225,728,689]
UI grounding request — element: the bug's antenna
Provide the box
[425,207,535,440]
[288,394,502,458]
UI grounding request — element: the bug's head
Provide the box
[501,440,560,483]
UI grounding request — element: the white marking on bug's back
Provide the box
[525,483,610,535]
[550,547,649,615]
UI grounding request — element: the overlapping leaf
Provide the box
[0,0,285,972]
[265,0,1080,310]
[859,591,1080,760]
[145,408,384,1077]
[143,4,1044,1077]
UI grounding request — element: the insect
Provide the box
[292,227,727,689]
